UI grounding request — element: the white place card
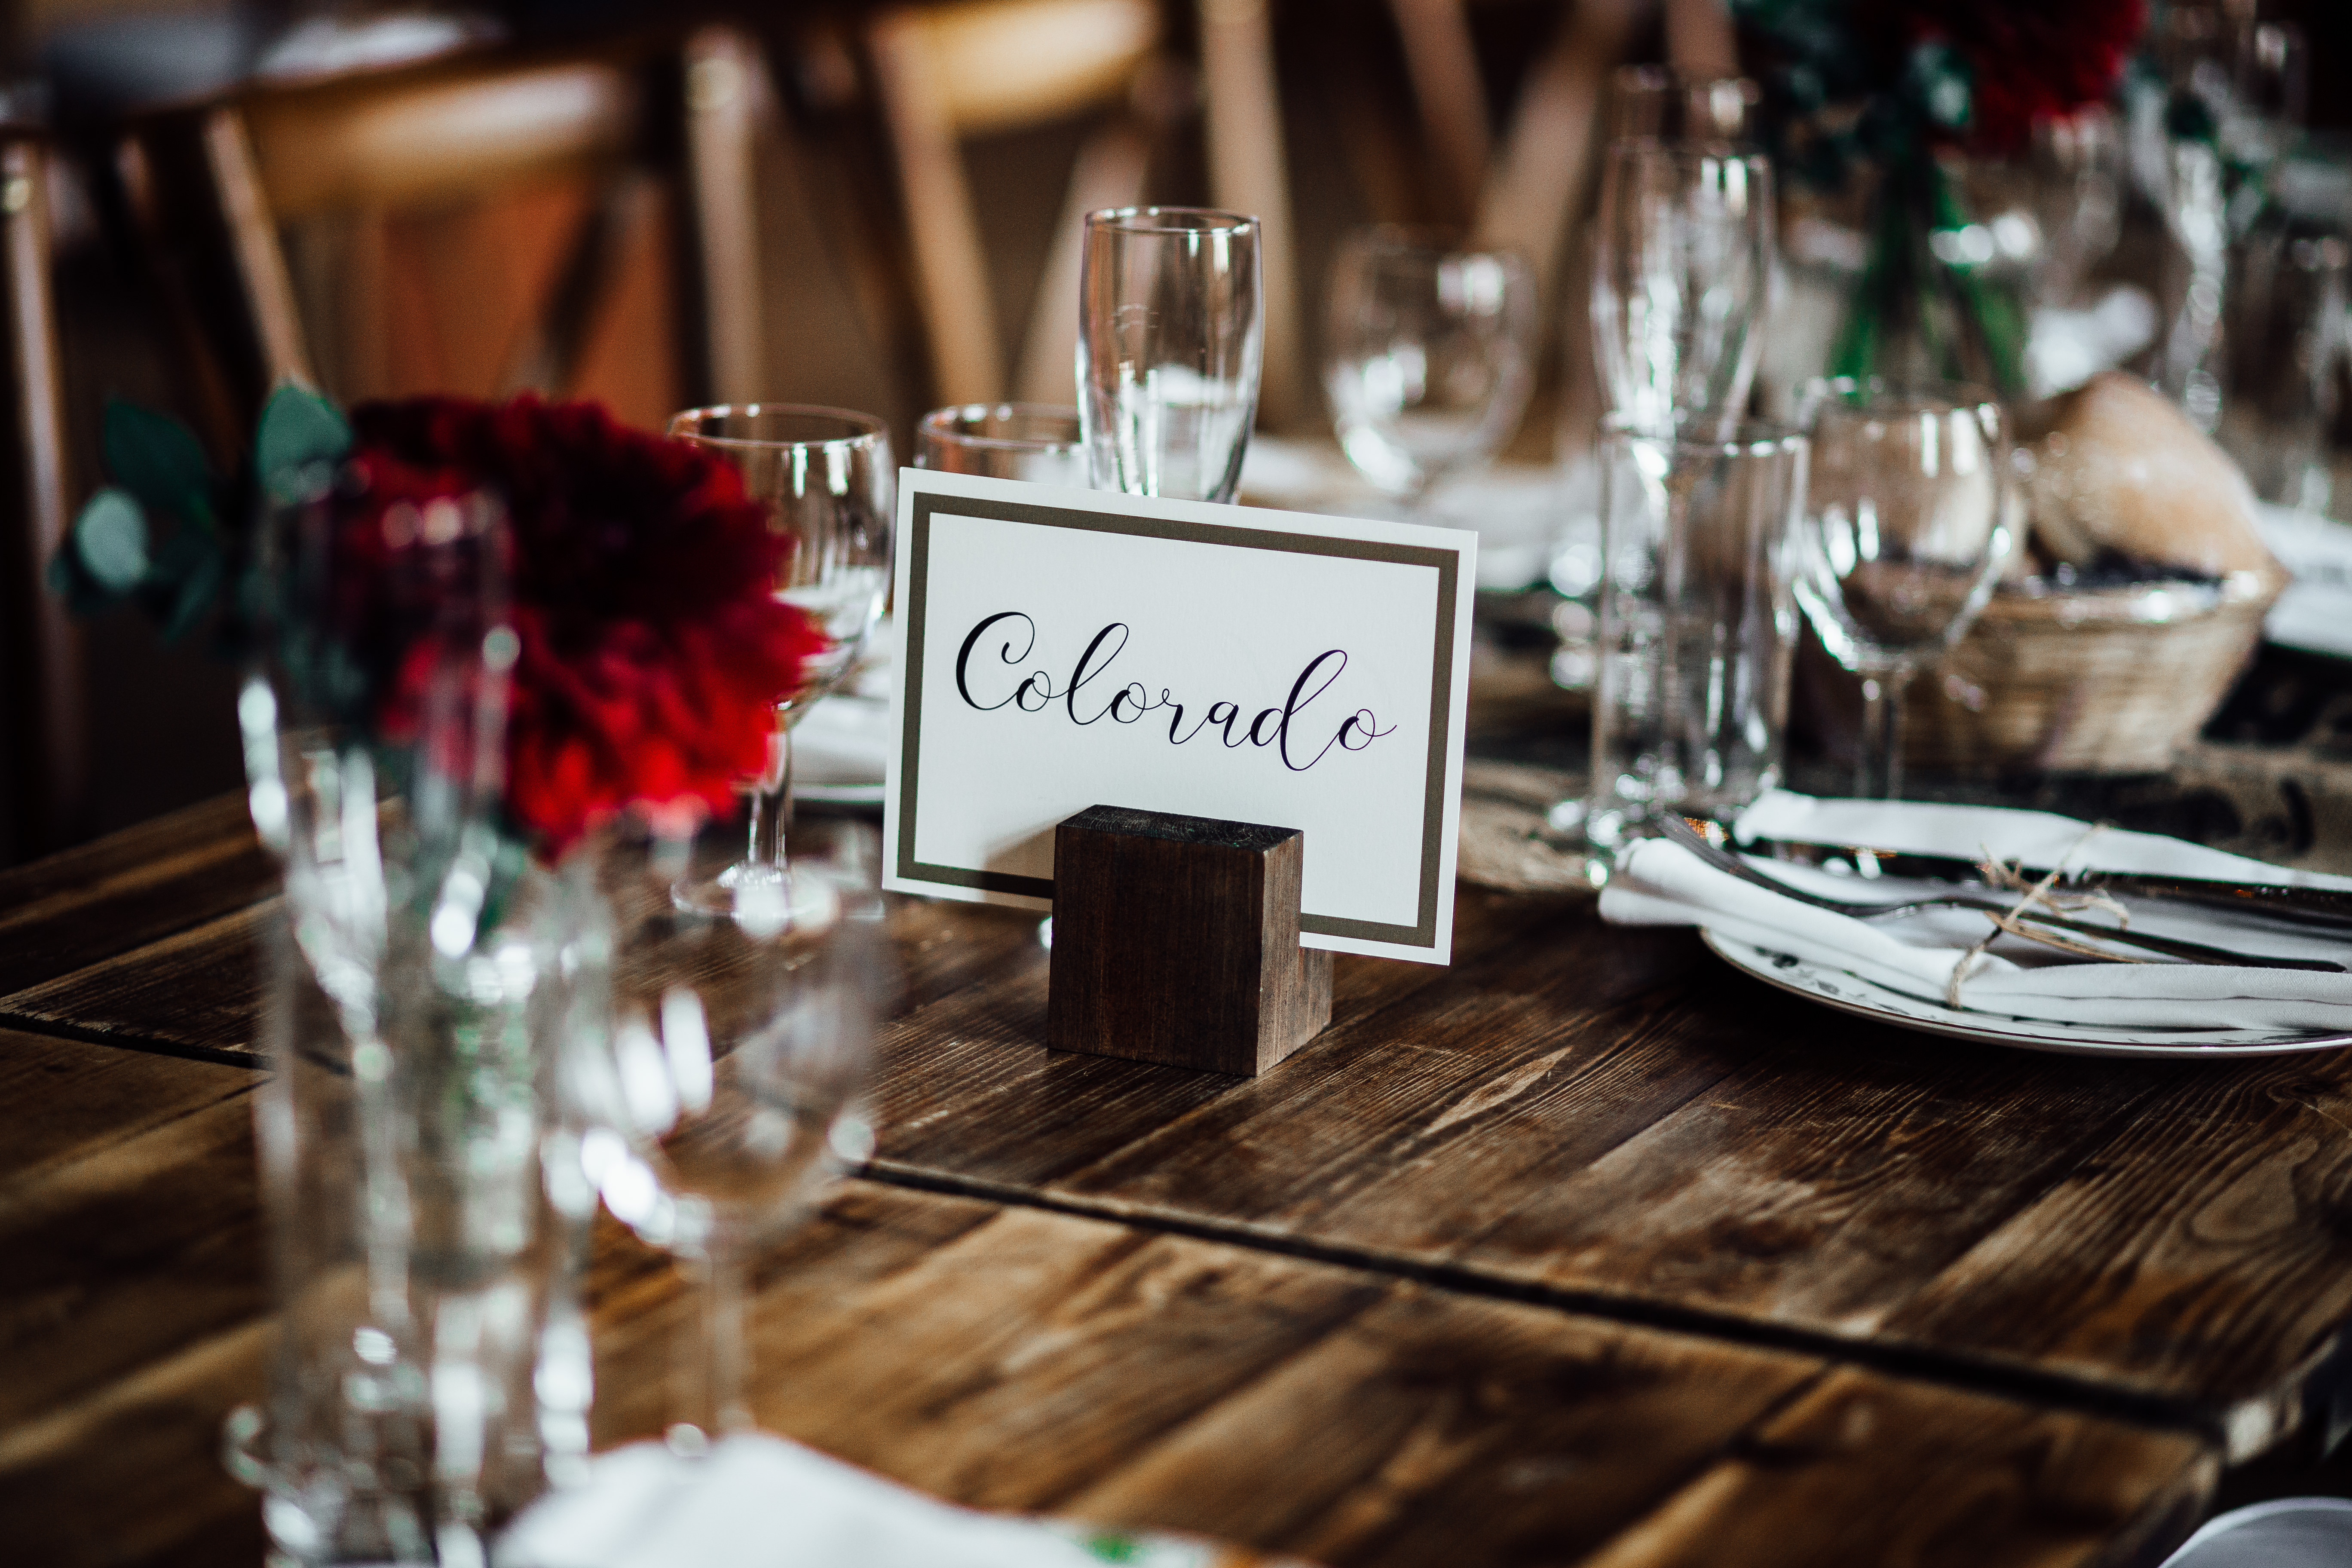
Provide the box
[882,470,1476,964]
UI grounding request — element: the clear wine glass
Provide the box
[1592,142,1774,442]
[573,819,886,1446]
[1792,378,2016,799]
[1323,226,1535,511]
[1078,206,1263,503]
[665,405,894,922]
[916,402,1087,484]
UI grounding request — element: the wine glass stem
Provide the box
[1857,671,1908,800]
[744,713,794,871]
[686,1243,753,1437]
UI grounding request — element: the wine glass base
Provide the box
[670,862,842,932]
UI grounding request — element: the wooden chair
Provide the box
[112,29,774,437]
[865,0,1184,413]
[0,128,87,863]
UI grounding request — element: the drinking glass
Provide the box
[916,402,1087,484]
[1580,422,1807,854]
[2027,107,2126,309]
[570,820,885,1446]
[665,406,894,922]
[1607,63,1758,143]
[232,481,599,1562]
[2223,222,2349,511]
[1323,226,1535,510]
[2152,10,2307,431]
[1792,379,2016,799]
[1592,143,1775,440]
[1078,206,1263,503]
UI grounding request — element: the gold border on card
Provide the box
[894,490,1459,950]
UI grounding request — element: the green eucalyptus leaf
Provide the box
[72,487,151,592]
[102,399,214,527]
[255,383,352,502]
[160,547,226,642]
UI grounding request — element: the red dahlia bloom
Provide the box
[347,395,827,857]
[1903,0,2147,153]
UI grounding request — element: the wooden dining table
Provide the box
[4,778,2350,1566]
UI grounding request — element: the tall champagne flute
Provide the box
[1078,206,1262,502]
[666,406,893,921]
[1592,142,1775,440]
[1324,225,1535,511]
[571,821,885,1446]
[1792,379,2016,799]
[1608,64,1759,143]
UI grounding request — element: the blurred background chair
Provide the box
[864,0,1179,411]
[110,31,770,439]
[0,123,86,864]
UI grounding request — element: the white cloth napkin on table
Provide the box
[1598,792,2352,1032]
[2159,1498,2352,1568]
[496,1433,1306,1568]
[791,623,895,791]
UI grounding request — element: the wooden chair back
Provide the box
[866,0,1170,410]
[116,31,767,435]
[0,129,86,862]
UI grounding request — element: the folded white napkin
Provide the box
[793,626,896,791]
[2254,502,2352,661]
[1236,435,1575,591]
[1598,793,2352,1032]
[496,1433,1306,1568]
[2160,1499,2352,1568]
[793,695,892,790]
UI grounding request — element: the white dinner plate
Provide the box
[1700,929,2352,1059]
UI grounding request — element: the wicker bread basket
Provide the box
[1902,569,2281,773]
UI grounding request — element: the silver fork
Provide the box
[1655,815,2346,973]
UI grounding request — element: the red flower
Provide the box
[346,395,828,858]
[1904,0,2147,153]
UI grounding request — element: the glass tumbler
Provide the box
[915,403,1087,485]
[1078,206,1263,502]
[1584,423,1808,854]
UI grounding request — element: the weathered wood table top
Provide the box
[10,792,2352,1564]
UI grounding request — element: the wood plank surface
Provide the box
[851,889,2352,1453]
[0,1018,2215,1568]
[0,794,271,998]
[10,804,2352,1446]
[6,802,2347,1476]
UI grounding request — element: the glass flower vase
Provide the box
[1831,152,2030,398]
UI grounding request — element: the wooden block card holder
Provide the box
[1046,805,1333,1076]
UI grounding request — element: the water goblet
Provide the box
[916,402,1087,484]
[1592,142,1775,441]
[1792,379,2017,799]
[1323,226,1534,512]
[665,405,894,922]
[573,820,886,1446]
[1078,206,1262,502]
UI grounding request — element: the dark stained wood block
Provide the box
[1047,805,1332,1076]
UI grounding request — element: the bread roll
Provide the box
[2022,373,2281,581]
